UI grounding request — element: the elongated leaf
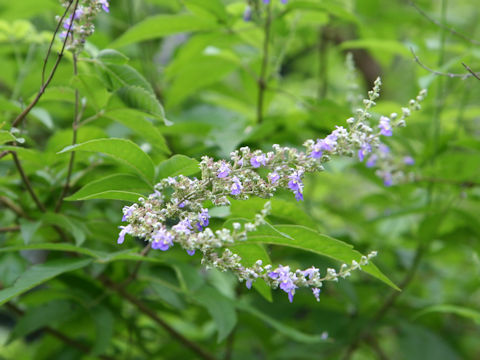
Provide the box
[102,63,154,94]
[41,212,86,246]
[58,138,155,184]
[96,49,129,64]
[111,14,219,48]
[0,243,106,258]
[414,304,480,325]
[229,243,272,302]
[237,301,327,343]
[0,130,16,144]
[157,154,200,180]
[113,86,166,119]
[90,305,115,356]
[227,222,398,290]
[66,173,152,202]
[194,286,237,342]
[0,258,92,306]
[10,300,75,341]
[104,109,169,153]
[185,0,229,21]
[19,219,42,245]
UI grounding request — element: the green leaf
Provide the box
[57,138,155,184]
[414,304,480,325]
[237,301,327,344]
[0,243,106,259]
[194,286,237,342]
[19,219,42,245]
[10,300,75,341]
[41,213,86,246]
[102,63,154,94]
[113,86,166,119]
[339,39,410,57]
[96,49,129,64]
[90,305,115,356]
[229,243,272,302]
[0,130,16,144]
[185,0,229,21]
[230,223,398,290]
[157,154,200,180]
[103,109,169,153]
[66,173,152,202]
[0,258,92,306]
[111,14,219,48]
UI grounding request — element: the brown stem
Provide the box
[5,303,114,360]
[42,0,74,85]
[11,151,46,212]
[55,53,80,212]
[257,1,273,124]
[12,0,80,128]
[0,196,31,219]
[0,226,20,233]
[99,275,216,360]
[462,63,480,81]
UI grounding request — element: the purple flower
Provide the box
[173,218,193,235]
[358,143,372,162]
[311,127,344,158]
[152,228,174,251]
[250,154,266,168]
[312,288,321,302]
[288,171,304,201]
[178,201,186,208]
[268,171,280,184]
[302,267,318,280]
[246,279,253,289]
[99,0,109,12]
[187,249,195,256]
[117,224,132,244]
[404,156,415,165]
[268,265,298,303]
[196,208,210,231]
[383,173,393,186]
[217,162,231,178]
[379,144,390,154]
[379,116,392,136]
[122,205,134,221]
[243,5,252,21]
[231,176,243,195]
[366,154,377,168]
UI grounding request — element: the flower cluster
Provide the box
[118,80,426,302]
[58,0,109,53]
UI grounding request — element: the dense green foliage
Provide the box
[0,0,479,359]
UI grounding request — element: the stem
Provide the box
[11,0,79,128]
[11,152,46,212]
[317,26,329,100]
[0,226,20,233]
[99,275,217,360]
[0,196,31,219]
[55,53,80,212]
[257,1,273,124]
[5,302,114,360]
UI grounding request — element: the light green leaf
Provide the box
[229,243,272,302]
[57,138,155,184]
[101,63,154,94]
[111,14,219,48]
[0,258,92,306]
[185,0,229,21]
[103,109,169,153]
[414,304,480,325]
[113,86,166,119]
[339,39,410,57]
[194,286,237,342]
[157,154,200,180]
[230,223,398,290]
[66,173,152,202]
[0,130,16,144]
[96,49,129,64]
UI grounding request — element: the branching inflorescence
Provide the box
[58,0,109,53]
[118,80,426,302]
